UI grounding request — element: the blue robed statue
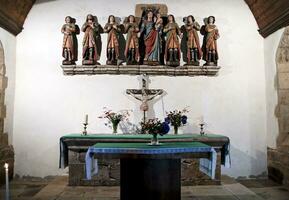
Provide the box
[139,10,162,65]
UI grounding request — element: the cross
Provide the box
[126,74,164,123]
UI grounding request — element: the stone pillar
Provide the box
[0,40,14,185]
[268,27,289,189]
[276,28,289,148]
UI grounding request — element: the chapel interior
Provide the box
[0,0,289,200]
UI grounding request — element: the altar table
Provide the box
[85,142,216,200]
[59,133,230,186]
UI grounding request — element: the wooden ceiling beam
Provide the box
[0,0,35,36]
[245,0,289,37]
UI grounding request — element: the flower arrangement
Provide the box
[141,118,170,145]
[141,118,170,135]
[165,107,189,134]
[98,107,131,133]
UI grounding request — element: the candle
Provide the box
[4,163,9,200]
[85,114,88,124]
[200,116,204,124]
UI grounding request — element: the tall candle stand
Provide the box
[199,123,205,136]
[82,122,88,136]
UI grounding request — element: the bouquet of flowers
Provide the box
[141,118,170,145]
[98,107,131,133]
[140,118,170,136]
[165,107,189,134]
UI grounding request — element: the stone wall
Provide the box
[276,28,289,148]
[268,148,289,187]
[268,27,289,189]
[0,40,14,185]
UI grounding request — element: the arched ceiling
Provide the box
[0,0,289,38]
[245,0,289,37]
[0,0,35,35]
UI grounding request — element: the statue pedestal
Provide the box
[61,65,221,76]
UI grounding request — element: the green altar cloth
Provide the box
[61,133,226,140]
[59,133,230,169]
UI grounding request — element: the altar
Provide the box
[59,133,230,186]
[85,142,217,200]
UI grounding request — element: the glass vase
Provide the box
[151,133,159,145]
[174,126,179,135]
[112,122,119,134]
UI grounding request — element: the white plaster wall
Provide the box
[14,0,267,178]
[0,27,16,143]
[263,29,284,149]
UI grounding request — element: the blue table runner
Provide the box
[85,142,217,180]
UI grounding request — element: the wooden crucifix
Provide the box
[126,74,164,123]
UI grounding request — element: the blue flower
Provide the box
[164,117,171,124]
[161,122,170,135]
[181,115,188,125]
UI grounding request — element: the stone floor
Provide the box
[0,176,288,200]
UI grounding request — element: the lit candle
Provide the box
[4,163,9,200]
[85,114,88,124]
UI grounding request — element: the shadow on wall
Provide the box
[222,145,267,179]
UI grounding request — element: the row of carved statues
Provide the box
[61,12,220,67]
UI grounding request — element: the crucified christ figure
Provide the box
[126,74,164,123]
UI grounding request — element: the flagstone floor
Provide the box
[0,176,288,200]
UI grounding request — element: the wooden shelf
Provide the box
[61,65,221,76]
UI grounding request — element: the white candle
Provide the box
[4,163,9,200]
[85,114,88,124]
[200,116,204,124]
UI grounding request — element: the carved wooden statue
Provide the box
[139,10,161,65]
[163,14,181,67]
[104,15,121,65]
[181,15,202,66]
[61,16,80,65]
[82,14,103,65]
[201,16,220,66]
[155,13,165,65]
[124,15,140,65]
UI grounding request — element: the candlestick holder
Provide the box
[82,122,88,136]
[199,123,205,135]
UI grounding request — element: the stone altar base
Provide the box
[68,150,221,186]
